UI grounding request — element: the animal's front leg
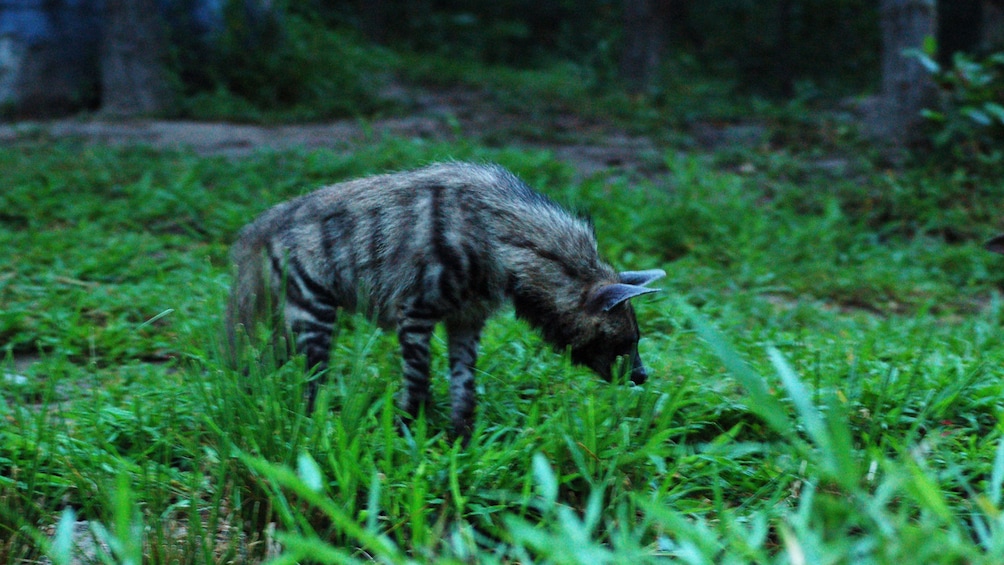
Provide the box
[447,322,483,440]
[397,308,437,419]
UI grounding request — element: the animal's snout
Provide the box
[629,351,647,385]
[630,365,648,385]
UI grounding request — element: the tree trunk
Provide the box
[620,0,671,95]
[358,0,389,43]
[101,0,171,116]
[984,0,1004,50]
[938,0,981,64]
[869,0,937,144]
[776,0,795,98]
[0,1,103,117]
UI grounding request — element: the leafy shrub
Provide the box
[915,49,1004,165]
[291,0,621,70]
[174,9,398,121]
[297,0,880,97]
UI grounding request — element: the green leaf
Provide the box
[238,450,406,564]
[768,347,826,446]
[903,458,954,523]
[983,102,1004,125]
[990,436,1004,507]
[266,531,361,565]
[532,453,558,508]
[137,308,174,329]
[922,35,938,56]
[366,472,382,532]
[962,107,992,126]
[920,109,945,122]
[48,508,77,565]
[905,48,940,73]
[688,310,794,437]
[297,451,324,493]
[768,347,857,490]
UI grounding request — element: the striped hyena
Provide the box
[226,162,664,438]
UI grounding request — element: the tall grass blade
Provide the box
[768,345,858,488]
[366,472,382,533]
[688,310,793,437]
[532,453,558,509]
[266,531,363,565]
[991,434,1004,507]
[297,451,325,493]
[768,346,826,448]
[237,449,407,564]
[47,508,76,565]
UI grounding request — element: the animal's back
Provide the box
[227,163,595,335]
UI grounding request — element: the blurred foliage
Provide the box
[290,0,621,69]
[295,0,881,96]
[163,0,882,120]
[915,49,1004,169]
[165,3,399,121]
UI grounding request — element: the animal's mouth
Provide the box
[597,354,647,385]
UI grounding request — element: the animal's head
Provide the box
[570,269,665,385]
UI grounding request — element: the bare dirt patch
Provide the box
[0,85,678,179]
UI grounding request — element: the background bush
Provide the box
[918,49,1004,166]
[166,6,398,121]
[161,0,885,120]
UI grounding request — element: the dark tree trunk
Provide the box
[869,0,937,144]
[101,0,171,116]
[984,0,1004,50]
[358,0,389,43]
[620,0,671,95]
[776,0,795,98]
[939,0,982,63]
[0,1,103,117]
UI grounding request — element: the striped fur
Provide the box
[226,162,664,438]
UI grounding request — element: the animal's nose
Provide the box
[627,350,648,385]
[630,364,648,385]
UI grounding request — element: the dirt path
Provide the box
[0,114,668,177]
[0,118,446,157]
[0,81,689,179]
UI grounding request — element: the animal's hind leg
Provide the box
[446,320,484,441]
[287,302,336,411]
[396,300,440,420]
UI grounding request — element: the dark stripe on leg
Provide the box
[447,325,482,440]
[397,320,433,415]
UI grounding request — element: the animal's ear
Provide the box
[587,283,660,313]
[986,235,1004,255]
[618,269,666,287]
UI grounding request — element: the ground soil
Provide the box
[0,86,733,178]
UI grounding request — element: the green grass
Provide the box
[2,131,1004,563]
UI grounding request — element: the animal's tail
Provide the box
[224,229,270,369]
